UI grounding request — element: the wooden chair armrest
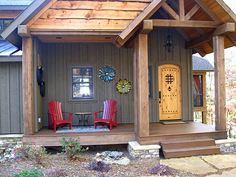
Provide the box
[62,112,73,121]
[94,111,103,119]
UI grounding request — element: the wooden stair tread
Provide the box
[161,139,215,149]
[163,145,219,153]
[161,138,215,144]
[161,139,220,158]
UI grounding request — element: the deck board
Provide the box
[23,122,227,146]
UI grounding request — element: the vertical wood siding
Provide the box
[42,43,134,126]
[0,62,23,134]
[148,28,193,122]
[41,28,192,126]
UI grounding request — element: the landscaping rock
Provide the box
[95,151,130,166]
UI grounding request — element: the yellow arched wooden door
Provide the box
[158,64,182,120]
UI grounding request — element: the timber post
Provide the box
[213,35,226,131]
[133,33,150,138]
[21,33,35,135]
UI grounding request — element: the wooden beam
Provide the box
[215,0,236,22]
[18,25,31,37]
[152,19,218,28]
[194,0,220,22]
[186,23,235,48]
[22,37,35,135]
[117,0,164,46]
[213,35,226,131]
[186,32,212,48]
[179,0,185,21]
[133,34,149,138]
[141,20,153,34]
[162,2,179,20]
[213,23,235,36]
[185,4,200,20]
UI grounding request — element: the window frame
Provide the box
[69,66,96,102]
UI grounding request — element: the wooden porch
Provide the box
[23,122,227,146]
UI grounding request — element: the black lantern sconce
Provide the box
[164,29,174,53]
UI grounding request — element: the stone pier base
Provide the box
[128,141,161,159]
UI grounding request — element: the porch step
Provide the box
[161,139,220,158]
[161,139,215,149]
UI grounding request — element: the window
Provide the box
[72,67,94,100]
[0,19,13,36]
[193,75,203,107]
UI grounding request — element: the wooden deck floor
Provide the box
[23,122,227,146]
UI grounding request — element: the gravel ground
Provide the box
[0,146,195,177]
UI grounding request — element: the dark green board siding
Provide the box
[41,43,134,126]
[40,28,193,126]
[0,62,23,134]
[148,28,193,122]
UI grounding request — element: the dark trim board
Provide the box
[0,56,22,62]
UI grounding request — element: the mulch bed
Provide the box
[0,146,195,177]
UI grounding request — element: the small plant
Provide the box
[61,137,86,160]
[27,145,47,165]
[14,144,47,165]
[87,161,111,172]
[149,164,177,176]
[43,168,66,177]
[13,168,43,177]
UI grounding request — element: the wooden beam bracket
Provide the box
[18,25,31,37]
[213,23,235,36]
[141,20,153,34]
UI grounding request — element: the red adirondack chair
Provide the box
[48,100,73,132]
[94,99,118,130]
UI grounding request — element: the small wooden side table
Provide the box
[75,112,92,126]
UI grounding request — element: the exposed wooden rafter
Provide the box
[162,2,179,20]
[185,4,200,20]
[186,23,235,48]
[178,0,185,21]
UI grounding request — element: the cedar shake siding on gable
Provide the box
[40,28,193,126]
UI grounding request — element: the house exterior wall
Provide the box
[149,28,193,122]
[40,28,193,127]
[0,61,23,134]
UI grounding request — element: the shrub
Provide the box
[43,168,66,177]
[13,145,47,165]
[13,168,43,177]
[60,137,86,160]
[87,161,111,172]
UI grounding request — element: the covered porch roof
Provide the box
[1,0,236,56]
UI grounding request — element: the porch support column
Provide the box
[213,35,226,131]
[22,37,35,135]
[133,33,149,138]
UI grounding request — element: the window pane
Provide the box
[193,75,203,107]
[72,67,94,99]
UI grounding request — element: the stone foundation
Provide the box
[128,141,161,159]
[216,139,236,153]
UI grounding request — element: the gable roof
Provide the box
[192,56,214,72]
[1,0,236,56]
[1,0,50,48]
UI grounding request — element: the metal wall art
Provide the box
[98,65,116,82]
[116,79,132,94]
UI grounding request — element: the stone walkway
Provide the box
[161,154,236,177]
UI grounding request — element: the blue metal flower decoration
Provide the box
[98,66,116,82]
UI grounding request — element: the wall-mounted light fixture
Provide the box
[164,29,174,53]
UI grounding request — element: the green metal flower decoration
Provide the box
[116,79,132,94]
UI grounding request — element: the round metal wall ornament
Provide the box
[116,79,132,94]
[98,65,116,82]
